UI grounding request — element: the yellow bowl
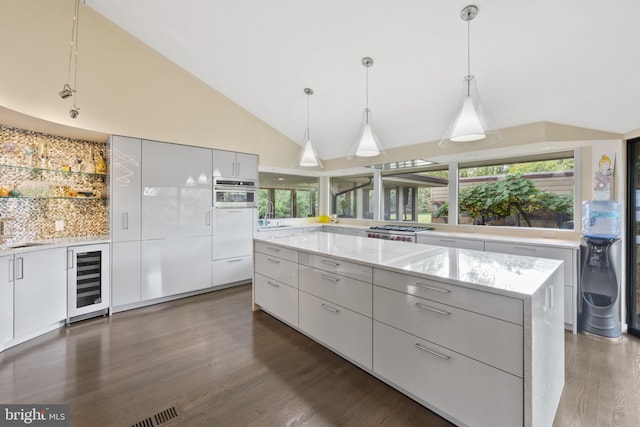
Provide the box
[318,215,332,223]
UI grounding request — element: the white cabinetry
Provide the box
[140,140,212,299]
[253,242,299,327]
[109,136,142,242]
[142,140,212,240]
[111,241,141,306]
[212,149,258,180]
[0,254,13,350]
[109,136,142,309]
[212,208,255,286]
[142,236,212,300]
[374,321,522,427]
[14,248,66,339]
[485,241,577,330]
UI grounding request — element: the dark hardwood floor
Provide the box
[1,284,638,427]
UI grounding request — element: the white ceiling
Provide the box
[84,0,639,161]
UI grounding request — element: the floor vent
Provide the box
[154,406,178,425]
[130,418,153,427]
[130,406,178,427]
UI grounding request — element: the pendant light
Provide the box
[447,5,487,142]
[350,57,384,158]
[299,88,323,168]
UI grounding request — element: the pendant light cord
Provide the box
[73,0,80,106]
[466,19,471,96]
[306,91,311,136]
[365,62,370,123]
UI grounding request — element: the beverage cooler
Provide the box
[67,243,110,323]
[579,200,621,338]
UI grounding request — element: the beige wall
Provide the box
[0,0,302,168]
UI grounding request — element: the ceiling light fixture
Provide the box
[299,88,323,168]
[350,57,383,158]
[446,5,488,142]
[60,0,81,118]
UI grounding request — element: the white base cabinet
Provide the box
[14,248,67,339]
[111,241,142,307]
[142,236,212,300]
[373,321,522,427]
[0,255,14,350]
[212,256,253,286]
[253,234,564,427]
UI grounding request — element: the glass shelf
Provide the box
[0,195,107,200]
[0,163,107,178]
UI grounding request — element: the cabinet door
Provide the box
[141,236,212,300]
[254,273,298,326]
[235,152,258,180]
[14,248,67,338]
[373,321,522,427]
[212,149,236,177]
[142,141,213,239]
[299,291,372,369]
[0,255,13,348]
[112,241,141,307]
[110,136,142,242]
[212,208,254,259]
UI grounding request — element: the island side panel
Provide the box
[524,265,565,427]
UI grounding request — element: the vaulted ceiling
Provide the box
[85,0,639,161]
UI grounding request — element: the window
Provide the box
[331,174,373,219]
[457,152,574,229]
[381,168,449,224]
[258,172,318,219]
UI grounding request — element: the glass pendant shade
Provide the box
[299,131,322,167]
[450,94,486,142]
[353,108,382,157]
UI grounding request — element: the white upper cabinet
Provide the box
[212,149,258,180]
[0,255,13,349]
[142,140,213,239]
[110,136,142,242]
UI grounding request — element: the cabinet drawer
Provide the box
[254,273,298,327]
[254,241,298,263]
[485,241,573,287]
[374,268,522,325]
[212,256,252,286]
[374,286,523,377]
[299,292,372,369]
[299,265,372,317]
[254,252,298,288]
[299,252,372,283]
[373,321,522,427]
[417,235,485,251]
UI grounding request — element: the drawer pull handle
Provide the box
[415,343,450,360]
[415,283,450,293]
[321,260,340,267]
[267,247,280,252]
[321,274,340,282]
[267,281,280,288]
[267,258,280,264]
[321,303,340,313]
[415,302,450,316]
[227,258,243,263]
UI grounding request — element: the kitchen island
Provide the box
[252,232,564,427]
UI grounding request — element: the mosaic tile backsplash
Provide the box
[0,124,108,243]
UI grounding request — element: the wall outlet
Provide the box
[55,220,64,231]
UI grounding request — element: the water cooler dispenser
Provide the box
[580,200,622,338]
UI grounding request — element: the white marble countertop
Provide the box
[0,235,110,256]
[255,231,562,298]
